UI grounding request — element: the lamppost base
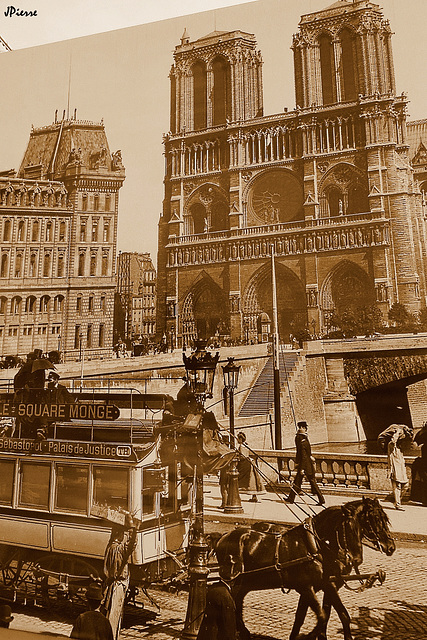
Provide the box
[181,540,209,640]
[224,461,244,514]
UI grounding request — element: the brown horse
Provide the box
[213,497,395,640]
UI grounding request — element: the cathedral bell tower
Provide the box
[292,0,396,108]
[169,29,263,133]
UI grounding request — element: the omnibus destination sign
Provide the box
[0,401,120,421]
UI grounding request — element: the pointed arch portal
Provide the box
[242,263,307,342]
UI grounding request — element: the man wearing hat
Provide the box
[286,421,325,505]
[0,604,14,628]
[70,582,113,640]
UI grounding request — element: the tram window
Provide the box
[142,490,155,516]
[0,461,15,504]
[93,467,128,510]
[19,462,50,509]
[55,464,88,513]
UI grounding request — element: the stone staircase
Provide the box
[238,350,300,417]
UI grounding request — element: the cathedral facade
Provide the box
[157,0,427,346]
[0,113,125,360]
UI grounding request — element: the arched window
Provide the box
[340,28,357,101]
[29,253,37,277]
[100,295,106,312]
[54,295,64,313]
[14,253,23,277]
[32,220,39,241]
[78,253,85,276]
[45,222,53,242]
[11,296,22,315]
[43,253,51,277]
[76,296,82,314]
[87,324,92,348]
[190,203,206,235]
[103,220,110,242]
[192,61,207,130]
[319,33,336,105]
[80,220,87,242]
[17,220,25,241]
[40,295,50,313]
[347,184,369,214]
[212,57,230,126]
[0,297,7,314]
[326,187,343,217]
[99,324,105,347]
[88,295,94,313]
[92,220,98,242]
[59,221,66,241]
[90,254,97,276]
[101,253,108,276]
[25,296,36,313]
[1,253,9,277]
[57,254,65,277]
[3,220,11,241]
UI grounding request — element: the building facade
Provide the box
[157,0,427,346]
[0,113,125,359]
[116,252,156,343]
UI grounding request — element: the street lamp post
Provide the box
[222,357,243,514]
[182,341,219,640]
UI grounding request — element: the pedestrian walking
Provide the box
[196,578,237,640]
[380,424,411,510]
[0,604,14,628]
[102,514,137,640]
[71,583,113,640]
[286,421,325,505]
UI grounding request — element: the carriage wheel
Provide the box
[33,554,101,609]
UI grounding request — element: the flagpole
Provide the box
[271,247,282,467]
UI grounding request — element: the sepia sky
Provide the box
[0,0,426,265]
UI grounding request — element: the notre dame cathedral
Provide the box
[157,0,427,347]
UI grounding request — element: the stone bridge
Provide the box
[304,334,427,443]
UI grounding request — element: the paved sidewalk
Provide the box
[204,480,427,542]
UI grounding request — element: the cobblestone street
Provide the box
[8,543,427,640]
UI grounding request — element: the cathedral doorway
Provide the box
[242,264,306,342]
[321,261,375,331]
[181,278,228,345]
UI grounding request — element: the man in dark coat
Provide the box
[102,514,137,640]
[196,578,237,640]
[70,583,113,640]
[286,421,325,505]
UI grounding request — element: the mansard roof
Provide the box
[17,116,118,181]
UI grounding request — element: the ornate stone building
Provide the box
[0,113,125,359]
[116,252,156,343]
[157,0,427,346]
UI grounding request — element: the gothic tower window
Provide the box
[192,61,207,130]
[319,33,336,105]
[212,56,230,126]
[340,28,357,102]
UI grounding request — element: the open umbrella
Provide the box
[31,359,55,373]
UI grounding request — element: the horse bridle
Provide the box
[360,509,388,552]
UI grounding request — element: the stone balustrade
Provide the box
[256,448,416,495]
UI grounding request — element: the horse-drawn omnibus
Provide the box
[0,387,191,609]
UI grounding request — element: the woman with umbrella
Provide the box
[378,424,413,510]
